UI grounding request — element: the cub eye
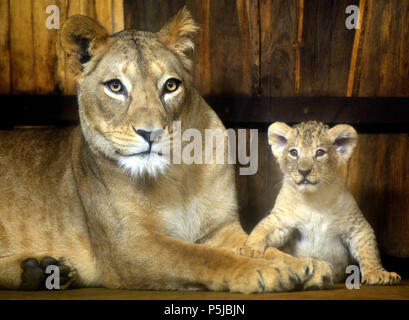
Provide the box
[164,78,181,93]
[316,149,326,157]
[105,79,123,94]
[289,149,298,158]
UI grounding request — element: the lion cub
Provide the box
[240,121,400,285]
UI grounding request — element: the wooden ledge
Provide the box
[0,280,408,300]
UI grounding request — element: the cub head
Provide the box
[60,8,198,177]
[268,121,357,192]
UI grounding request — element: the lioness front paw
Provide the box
[302,259,334,290]
[20,256,77,290]
[228,258,312,294]
[362,270,401,285]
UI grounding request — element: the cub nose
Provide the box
[298,168,312,177]
[132,127,163,144]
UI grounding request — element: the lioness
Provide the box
[0,9,332,292]
[236,121,400,285]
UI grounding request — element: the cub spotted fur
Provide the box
[236,121,401,285]
[0,9,332,292]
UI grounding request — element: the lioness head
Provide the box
[60,8,198,177]
[268,121,357,192]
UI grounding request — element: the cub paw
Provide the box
[302,259,335,290]
[20,256,77,290]
[362,270,401,286]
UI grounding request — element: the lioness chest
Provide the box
[160,196,213,243]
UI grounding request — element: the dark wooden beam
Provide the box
[0,95,408,133]
[205,95,409,132]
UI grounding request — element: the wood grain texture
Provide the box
[33,0,59,94]
[299,0,358,96]
[0,0,11,94]
[259,0,299,96]
[344,134,409,258]
[9,0,35,93]
[2,0,409,96]
[123,0,409,97]
[0,280,408,299]
[350,0,409,96]
[1,0,124,94]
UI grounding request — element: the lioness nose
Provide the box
[298,168,312,177]
[132,127,163,144]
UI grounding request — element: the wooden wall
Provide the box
[2,0,408,96]
[125,0,409,97]
[0,0,408,258]
[0,0,124,94]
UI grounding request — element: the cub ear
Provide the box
[268,122,293,158]
[328,124,358,161]
[60,15,109,77]
[159,7,199,58]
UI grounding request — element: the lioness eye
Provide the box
[289,149,298,157]
[316,149,326,157]
[164,78,181,93]
[105,79,123,93]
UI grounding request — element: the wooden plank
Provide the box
[111,0,124,33]
[206,0,259,95]
[124,0,186,32]
[9,0,35,93]
[32,0,59,94]
[0,281,409,299]
[189,0,211,95]
[95,0,113,33]
[346,0,366,96]
[0,0,11,94]
[259,0,299,96]
[344,134,409,258]
[299,0,359,96]
[351,0,409,96]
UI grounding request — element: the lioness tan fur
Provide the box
[236,121,400,285]
[0,9,333,292]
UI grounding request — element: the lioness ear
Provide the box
[268,122,293,158]
[60,15,109,77]
[159,7,199,58]
[328,124,358,161]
